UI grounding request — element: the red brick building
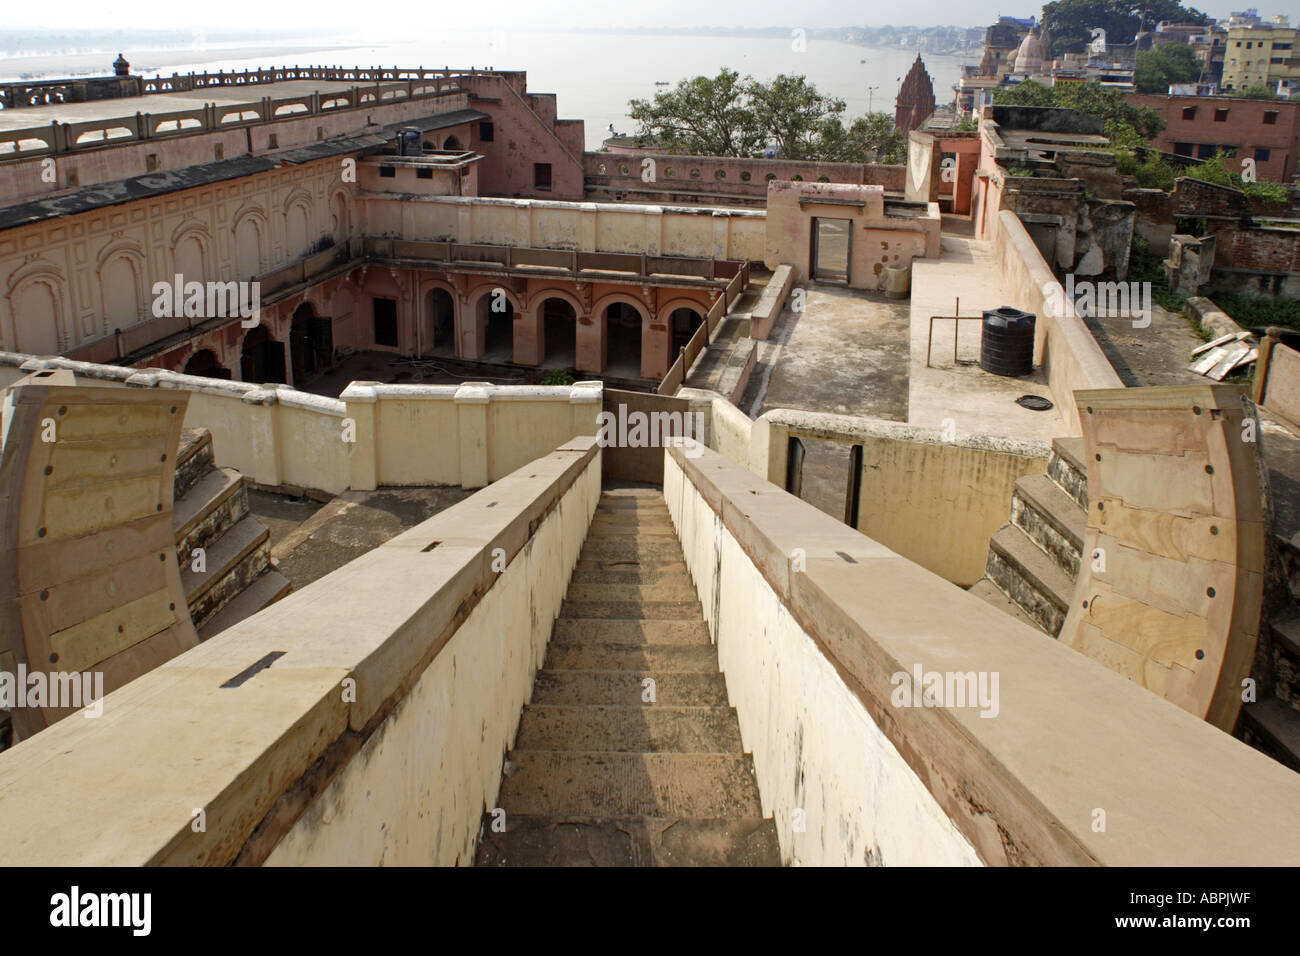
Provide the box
[895,55,937,136]
[1127,92,1300,182]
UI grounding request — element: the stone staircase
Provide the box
[476,486,781,866]
[172,429,291,641]
[969,437,1088,637]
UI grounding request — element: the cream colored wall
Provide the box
[661,442,1300,866]
[664,450,982,866]
[743,409,1048,587]
[266,446,600,865]
[0,157,355,358]
[343,381,603,490]
[362,193,765,262]
[994,210,1123,434]
[0,438,600,865]
[5,355,601,495]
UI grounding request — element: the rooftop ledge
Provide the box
[664,442,1300,866]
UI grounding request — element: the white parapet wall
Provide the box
[362,193,766,262]
[0,437,601,865]
[662,441,1300,866]
[664,444,982,866]
[0,352,604,495]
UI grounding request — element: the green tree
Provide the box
[745,74,846,160]
[628,69,904,164]
[1134,42,1202,93]
[1041,0,1211,57]
[628,68,759,157]
[994,79,1164,146]
[820,113,908,164]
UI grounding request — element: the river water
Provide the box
[2,31,972,149]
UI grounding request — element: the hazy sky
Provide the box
[9,1,1295,33]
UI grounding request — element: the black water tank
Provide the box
[980,306,1036,377]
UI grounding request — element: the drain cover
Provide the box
[1016,394,1054,411]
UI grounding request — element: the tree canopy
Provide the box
[627,69,906,164]
[1041,0,1211,57]
[1134,42,1203,93]
[994,79,1165,146]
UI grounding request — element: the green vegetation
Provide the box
[1041,0,1210,57]
[1189,155,1291,206]
[994,80,1164,147]
[539,368,576,386]
[1227,84,1281,100]
[628,69,906,163]
[1112,149,1178,189]
[1128,234,1186,312]
[1134,43,1202,94]
[1212,294,1300,332]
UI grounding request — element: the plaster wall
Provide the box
[665,449,982,866]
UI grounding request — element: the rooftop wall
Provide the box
[584,152,906,206]
[361,193,764,263]
[663,442,1300,865]
[992,210,1125,433]
[0,437,601,865]
[1,354,604,495]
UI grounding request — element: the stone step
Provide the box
[554,618,712,645]
[563,582,699,603]
[1239,698,1300,774]
[584,523,680,539]
[967,578,1040,629]
[600,489,664,501]
[1049,436,1089,509]
[986,524,1072,637]
[181,515,271,625]
[1012,473,1086,578]
[532,669,729,706]
[545,642,719,672]
[590,511,674,524]
[574,557,689,575]
[496,752,764,818]
[172,428,213,501]
[474,814,781,866]
[196,568,292,642]
[516,704,742,752]
[567,566,695,587]
[577,540,686,560]
[587,525,676,539]
[560,599,702,620]
[1270,608,1300,658]
[173,466,248,560]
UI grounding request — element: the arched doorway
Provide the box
[290,302,333,383]
[604,302,643,378]
[480,292,515,363]
[424,287,456,355]
[182,348,231,380]
[443,135,461,151]
[540,297,576,368]
[669,306,704,356]
[240,325,286,384]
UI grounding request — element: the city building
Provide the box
[1129,91,1300,180]
[1221,14,1300,93]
